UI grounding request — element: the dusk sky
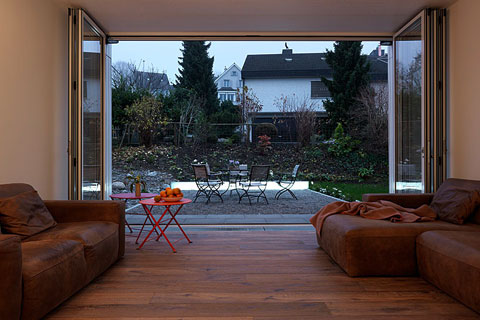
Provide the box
[112,41,381,82]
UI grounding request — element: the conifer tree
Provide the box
[176,41,219,116]
[321,41,370,133]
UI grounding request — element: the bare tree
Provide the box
[176,94,204,146]
[274,94,319,147]
[354,84,389,150]
[236,86,263,145]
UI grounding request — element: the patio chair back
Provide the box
[192,164,208,180]
[250,165,270,182]
[292,164,300,178]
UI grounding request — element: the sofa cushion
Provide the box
[25,221,119,281]
[0,183,35,199]
[430,178,480,224]
[21,239,87,320]
[0,190,57,237]
[319,214,480,276]
[417,231,480,313]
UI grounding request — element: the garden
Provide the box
[112,41,389,201]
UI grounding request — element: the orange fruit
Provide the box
[160,191,167,197]
[165,187,171,191]
[178,193,184,198]
[168,194,174,198]
[173,188,181,195]
[154,195,162,202]
[166,189,174,196]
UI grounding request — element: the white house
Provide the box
[241,48,388,116]
[214,63,242,104]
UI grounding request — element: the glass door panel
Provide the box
[394,16,424,193]
[82,20,103,199]
[69,9,106,200]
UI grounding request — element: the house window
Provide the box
[224,79,230,87]
[227,93,235,101]
[220,94,226,101]
[311,81,330,98]
[231,71,237,76]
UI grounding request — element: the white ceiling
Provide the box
[59,0,458,36]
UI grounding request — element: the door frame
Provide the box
[68,9,107,200]
[392,11,426,193]
[392,9,447,193]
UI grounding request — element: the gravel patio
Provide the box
[124,189,339,225]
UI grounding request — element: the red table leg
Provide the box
[122,199,133,233]
[156,205,192,244]
[137,204,177,252]
[135,205,159,244]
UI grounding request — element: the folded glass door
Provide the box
[69,9,106,200]
[393,13,425,193]
[393,9,447,193]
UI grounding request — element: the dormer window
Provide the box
[224,79,230,87]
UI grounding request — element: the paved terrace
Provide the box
[125,183,340,225]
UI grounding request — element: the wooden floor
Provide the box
[47,230,479,319]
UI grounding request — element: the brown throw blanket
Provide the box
[310,200,437,236]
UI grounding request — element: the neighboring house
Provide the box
[132,70,173,95]
[242,47,388,115]
[214,63,242,104]
[241,47,388,142]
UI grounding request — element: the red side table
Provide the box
[138,198,192,252]
[110,192,157,235]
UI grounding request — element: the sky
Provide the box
[112,41,381,82]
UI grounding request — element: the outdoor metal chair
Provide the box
[192,164,223,204]
[275,164,300,200]
[238,165,270,205]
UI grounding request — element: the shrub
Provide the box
[255,123,278,138]
[328,123,359,157]
[358,166,374,182]
[230,133,241,144]
[257,135,272,155]
[207,134,218,144]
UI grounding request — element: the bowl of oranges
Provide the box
[158,187,183,202]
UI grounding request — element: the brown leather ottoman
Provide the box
[417,230,480,313]
[319,214,480,276]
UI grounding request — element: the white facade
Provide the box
[214,63,242,104]
[243,78,327,113]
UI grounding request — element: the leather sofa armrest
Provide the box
[362,193,435,208]
[0,234,22,320]
[43,200,126,257]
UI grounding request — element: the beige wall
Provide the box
[447,0,480,180]
[0,0,69,199]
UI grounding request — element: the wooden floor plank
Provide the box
[46,230,479,319]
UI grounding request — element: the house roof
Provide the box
[242,49,388,81]
[214,63,242,84]
[132,70,171,91]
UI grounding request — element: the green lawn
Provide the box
[310,181,389,202]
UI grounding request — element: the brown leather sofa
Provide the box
[0,183,125,320]
[317,178,480,313]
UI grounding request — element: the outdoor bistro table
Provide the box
[109,193,157,234]
[137,198,192,252]
[220,169,249,197]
